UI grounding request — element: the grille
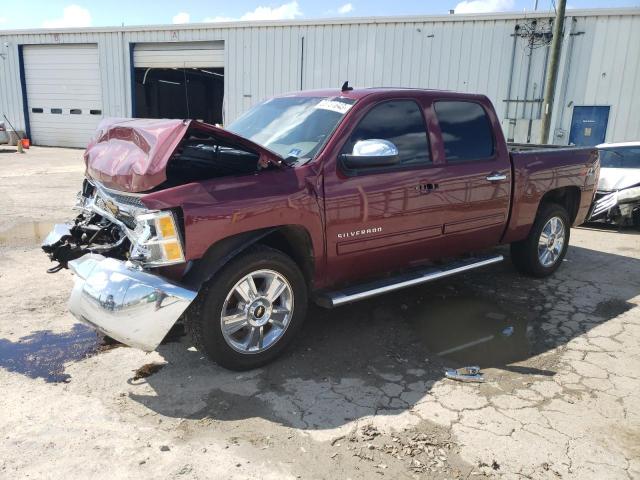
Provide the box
[104,191,146,209]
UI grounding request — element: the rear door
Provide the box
[430,100,511,252]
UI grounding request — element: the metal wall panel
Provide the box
[133,41,224,68]
[0,9,638,147]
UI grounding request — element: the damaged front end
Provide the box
[42,181,131,271]
[42,117,285,351]
[42,179,197,351]
[589,184,640,227]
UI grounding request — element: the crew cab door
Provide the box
[430,100,511,253]
[322,98,447,287]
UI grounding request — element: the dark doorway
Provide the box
[134,67,224,124]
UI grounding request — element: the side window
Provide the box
[343,100,430,167]
[434,101,494,162]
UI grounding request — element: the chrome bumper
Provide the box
[68,254,197,351]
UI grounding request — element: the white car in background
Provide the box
[590,142,640,227]
[0,122,9,145]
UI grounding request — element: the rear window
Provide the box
[434,101,494,162]
[599,147,640,169]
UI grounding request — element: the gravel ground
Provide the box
[1,147,639,479]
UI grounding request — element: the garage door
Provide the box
[23,44,103,148]
[133,41,224,68]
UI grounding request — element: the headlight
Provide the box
[130,211,185,267]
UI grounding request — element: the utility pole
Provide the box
[540,0,567,144]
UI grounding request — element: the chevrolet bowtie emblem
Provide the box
[104,199,119,216]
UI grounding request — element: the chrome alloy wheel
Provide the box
[537,216,566,267]
[220,269,294,354]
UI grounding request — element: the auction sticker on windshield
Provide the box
[315,98,354,114]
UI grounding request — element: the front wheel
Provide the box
[510,203,571,277]
[185,245,308,370]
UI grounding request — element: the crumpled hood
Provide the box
[598,167,640,192]
[84,118,282,193]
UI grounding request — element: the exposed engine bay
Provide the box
[42,179,186,272]
[158,132,263,190]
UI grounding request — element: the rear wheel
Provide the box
[510,203,570,277]
[186,245,308,370]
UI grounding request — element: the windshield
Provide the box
[599,147,640,169]
[226,96,356,161]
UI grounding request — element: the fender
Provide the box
[181,227,277,290]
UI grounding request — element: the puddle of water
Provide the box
[0,323,119,382]
[409,297,532,367]
[0,221,55,246]
[0,322,186,383]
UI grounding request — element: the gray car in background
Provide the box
[589,142,640,227]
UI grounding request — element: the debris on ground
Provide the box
[132,362,166,380]
[444,366,485,383]
[360,424,381,441]
[340,423,457,476]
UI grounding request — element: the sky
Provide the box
[0,0,637,30]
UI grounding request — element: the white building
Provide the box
[0,7,638,148]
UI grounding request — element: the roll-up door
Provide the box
[133,41,224,68]
[23,44,103,148]
[133,41,225,125]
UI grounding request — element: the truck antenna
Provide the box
[341,81,353,92]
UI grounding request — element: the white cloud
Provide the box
[454,0,514,14]
[172,12,190,24]
[42,5,92,28]
[338,3,354,14]
[0,17,7,24]
[204,1,302,22]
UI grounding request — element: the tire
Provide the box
[185,245,308,371]
[510,203,571,278]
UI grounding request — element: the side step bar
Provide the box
[316,254,504,308]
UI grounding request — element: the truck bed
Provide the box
[508,142,576,152]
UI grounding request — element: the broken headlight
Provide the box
[130,210,185,267]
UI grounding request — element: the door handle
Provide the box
[486,172,507,182]
[415,183,439,193]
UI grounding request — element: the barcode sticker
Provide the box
[315,99,353,114]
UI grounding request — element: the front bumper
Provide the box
[67,254,197,351]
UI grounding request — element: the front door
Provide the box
[569,106,610,146]
[323,98,447,287]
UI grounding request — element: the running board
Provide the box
[316,254,504,308]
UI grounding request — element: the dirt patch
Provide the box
[0,221,56,246]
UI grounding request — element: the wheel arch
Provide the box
[538,186,581,225]
[182,225,315,290]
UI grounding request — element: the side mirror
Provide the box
[341,139,400,169]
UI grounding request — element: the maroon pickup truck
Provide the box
[43,87,599,370]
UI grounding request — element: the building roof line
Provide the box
[0,7,638,36]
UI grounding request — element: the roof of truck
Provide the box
[279,87,478,101]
